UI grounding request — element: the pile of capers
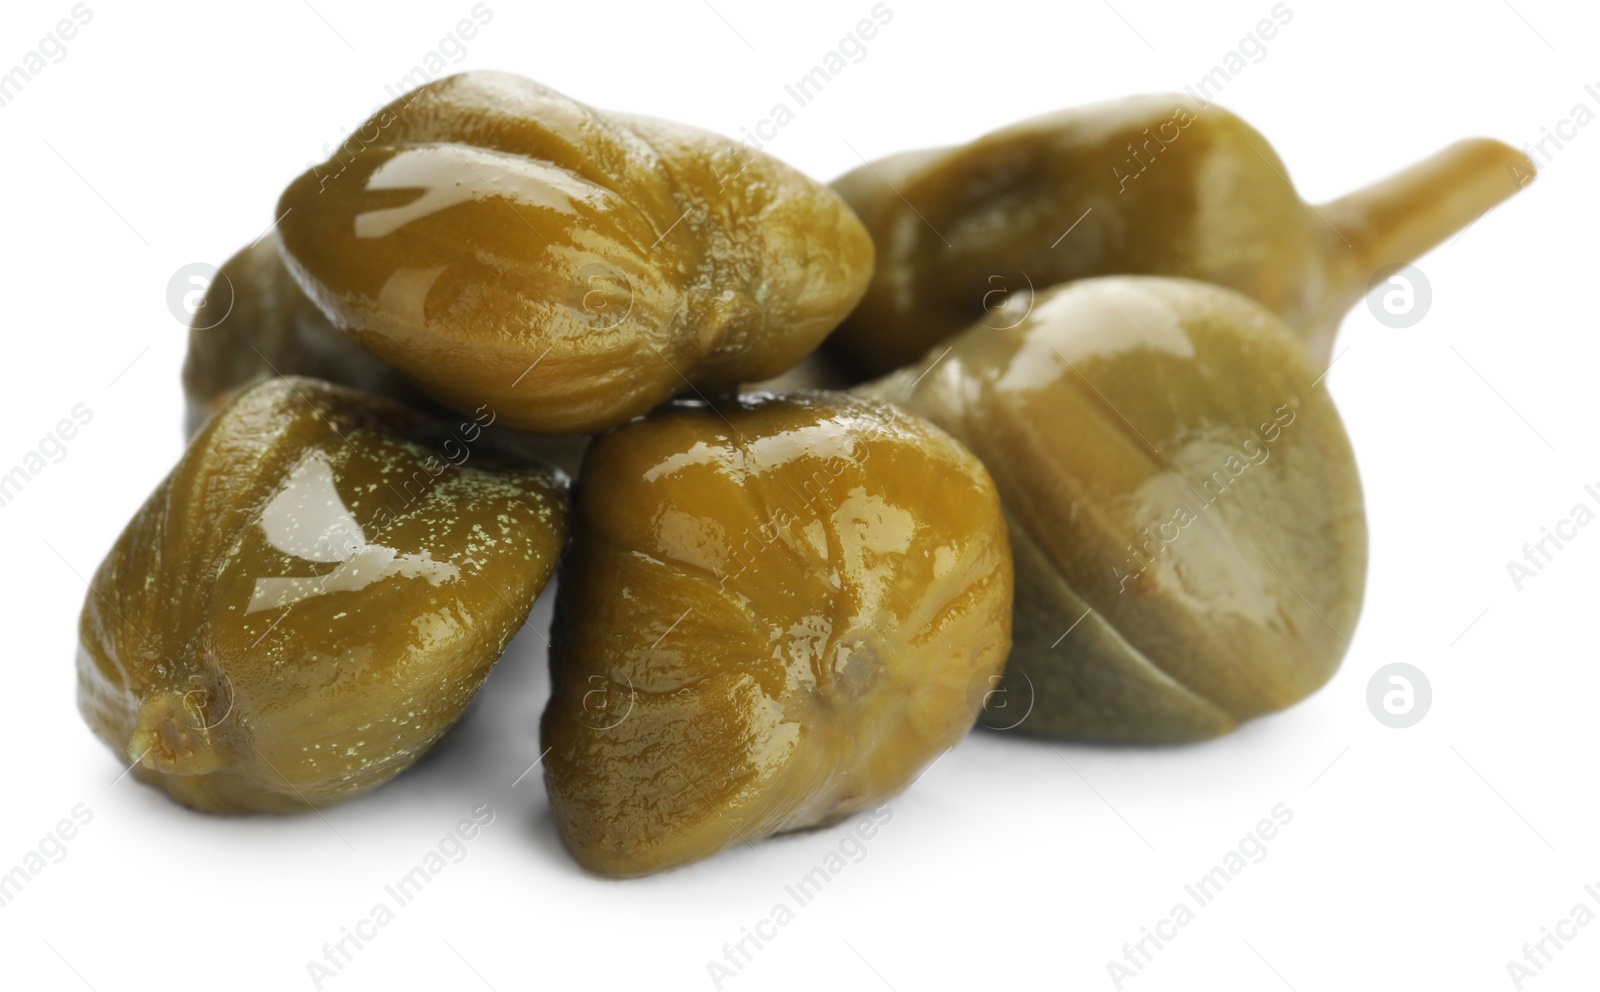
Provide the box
[79,71,1532,876]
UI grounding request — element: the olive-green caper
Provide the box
[541,392,1012,875]
[862,276,1365,742]
[830,94,1533,374]
[77,377,568,812]
[278,71,874,435]
[181,234,424,437]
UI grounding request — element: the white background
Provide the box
[1,1,1594,990]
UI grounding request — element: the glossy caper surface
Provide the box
[77,378,568,812]
[830,95,1532,373]
[541,392,1012,875]
[864,277,1366,742]
[278,71,874,435]
[181,234,422,436]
